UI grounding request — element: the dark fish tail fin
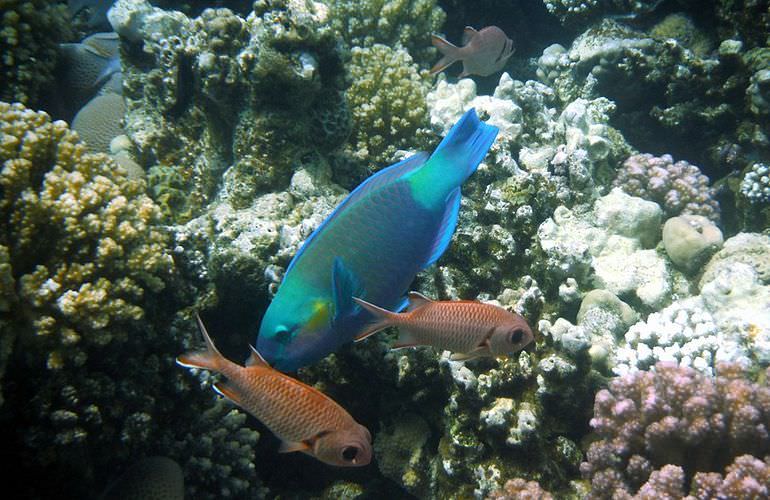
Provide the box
[432,108,498,182]
[176,314,226,372]
[430,34,461,74]
[352,297,398,342]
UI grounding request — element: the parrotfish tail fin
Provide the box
[423,187,461,268]
[332,257,365,325]
[176,314,225,372]
[431,108,499,182]
[352,297,397,342]
[430,34,461,74]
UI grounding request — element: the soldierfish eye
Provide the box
[341,446,359,462]
[508,328,524,344]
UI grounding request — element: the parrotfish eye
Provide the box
[341,446,359,462]
[274,325,292,344]
[508,328,524,344]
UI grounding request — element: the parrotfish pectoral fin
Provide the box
[406,291,433,312]
[332,257,365,324]
[279,440,311,454]
[284,153,429,275]
[423,187,461,268]
[430,34,461,74]
[352,297,396,342]
[431,108,499,182]
[246,345,270,368]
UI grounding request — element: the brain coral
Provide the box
[346,44,431,166]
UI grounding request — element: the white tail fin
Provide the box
[352,297,398,342]
[176,314,225,372]
[430,34,461,74]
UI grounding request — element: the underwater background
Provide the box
[1,0,769,498]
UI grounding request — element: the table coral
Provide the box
[580,362,770,498]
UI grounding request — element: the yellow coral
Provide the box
[0,101,174,368]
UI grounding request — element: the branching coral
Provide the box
[346,44,431,166]
[0,0,73,106]
[581,362,770,498]
[613,153,720,221]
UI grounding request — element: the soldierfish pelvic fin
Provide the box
[176,314,225,372]
[430,34,461,74]
[352,297,398,342]
[450,344,490,361]
[279,440,311,454]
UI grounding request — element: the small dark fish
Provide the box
[430,26,514,78]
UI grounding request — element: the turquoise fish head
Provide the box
[257,292,341,372]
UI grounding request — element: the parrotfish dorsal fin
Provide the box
[422,187,461,268]
[461,26,478,45]
[284,153,429,275]
[332,257,365,323]
[406,291,433,311]
[246,345,270,368]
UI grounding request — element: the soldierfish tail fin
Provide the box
[430,34,461,74]
[352,297,398,342]
[176,314,226,372]
[431,108,498,182]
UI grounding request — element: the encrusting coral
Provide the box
[580,362,770,499]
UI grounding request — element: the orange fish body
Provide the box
[430,26,514,78]
[177,316,372,467]
[353,292,533,360]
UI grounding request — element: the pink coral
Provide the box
[487,478,554,500]
[581,362,770,498]
[613,153,720,221]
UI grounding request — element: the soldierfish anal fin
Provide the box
[246,345,270,368]
[279,440,311,454]
[431,108,499,184]
[461,26,477,45]
[352,297,394,342]
[430,34,460,74]
[284,152,429,276]
[422,187,461,268]
[406,291,433,312]
[392,328,420,349]
[332,257,365,323]
[213,381,243,407]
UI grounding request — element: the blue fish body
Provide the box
[257,109,498,371]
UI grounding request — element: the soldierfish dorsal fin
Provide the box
[246,345,270,368]
[461,26,477,45]
[352,297,396,342]
[406,291,433,312]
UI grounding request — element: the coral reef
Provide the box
[487,477,554,499]
[0,0,73,106]
[661,215,723,274]
[326,0,446,63]
[741,162,770,204]
[580,362,770,498]
[613,153,720,221]
[345,44,431,166]
[109,0,347,221]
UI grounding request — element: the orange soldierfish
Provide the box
[177,316,372,467]
[352,292,533,360]
[430,26,515,78]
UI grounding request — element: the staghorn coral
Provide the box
[0,0,73,106]
[346,44,431,166]
[326,0,445,64]
[580,362,770,498]
[613,153,720,221]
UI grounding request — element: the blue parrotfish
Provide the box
[257,108,499,371]
[430,26,514,78]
